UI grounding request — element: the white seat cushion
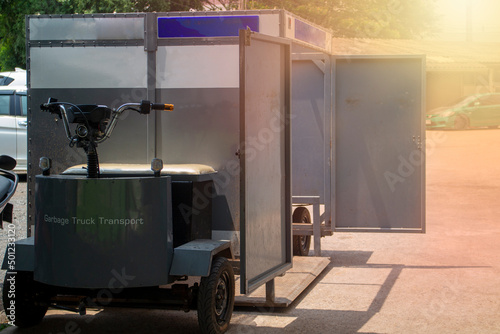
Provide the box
[62,163,216,176]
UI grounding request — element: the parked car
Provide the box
[426,93,500,130]
[0,68,26,88]
[0,80,27,172]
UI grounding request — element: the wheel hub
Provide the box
[215,274,228,320]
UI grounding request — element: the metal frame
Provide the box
[26,14,295,299]
[239,30,292,295]
[290,51,333,234]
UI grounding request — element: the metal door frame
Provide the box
[332,55,426,233]
[239,30,292,294]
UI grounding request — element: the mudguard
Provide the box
[1,237,34,272]
[169,240,232,277]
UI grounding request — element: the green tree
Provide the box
[0,0,129,71]
[0,0,211,71]
[63,0,135,13]
[0,0,69,71]
[204,0,239,11]
[134,0,208,12]
[249,0,438,39]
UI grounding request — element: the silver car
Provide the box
[0,69,27,173]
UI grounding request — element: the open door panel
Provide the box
[239,30,292,294]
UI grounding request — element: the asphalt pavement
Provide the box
[1,129,499,333]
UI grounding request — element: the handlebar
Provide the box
[40,98,174,178]
[41,99,174,145]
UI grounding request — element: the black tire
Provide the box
[197,257,235,334]
[454,115,468,130]
[293,207,311,256]
[2,271,48,328]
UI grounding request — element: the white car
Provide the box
[0,68,27,173]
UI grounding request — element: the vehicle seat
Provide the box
[62,163,217,181]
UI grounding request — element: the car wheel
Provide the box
[454,115,468,130]
[293,207,311,256]
[197,257,235,334]
[2,271,49,328]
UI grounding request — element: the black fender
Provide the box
[2,237,34,272]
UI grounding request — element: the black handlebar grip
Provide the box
[40,103,61,117]
[152,103,174,111]
[40,98,59,113]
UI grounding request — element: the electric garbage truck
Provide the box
[1,10,425,334]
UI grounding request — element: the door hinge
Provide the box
[244,27,252,46]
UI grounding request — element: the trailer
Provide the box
[2,9,425,332]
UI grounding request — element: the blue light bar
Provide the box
[295,19,326,49]
[158,16,260,38]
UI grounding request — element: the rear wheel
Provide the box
[197,257,235,334]
[293,207,311,256]
[2,271,48,328]
[454,115,468,130]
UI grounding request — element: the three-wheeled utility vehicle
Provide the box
[3,14,295,331]
[3,99,241,333]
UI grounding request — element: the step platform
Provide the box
[235,256,330,307]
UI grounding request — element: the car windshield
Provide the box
[448,95,478,108]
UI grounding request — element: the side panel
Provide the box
[34,176,173,288]
[157,16,259,38]
[334,56,425,232]
[156,45,239,89]
[27,15,151,233]
[156,11,281,38]
[155,43,241,252]
[291,49,331,226]
[30,47,147,89]
[240,32,292,294]
[29,17,144,41]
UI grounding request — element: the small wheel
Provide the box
[454,115,468,130]
[2,271,48,328]
[293,207,311,256]
[197,257,235,334]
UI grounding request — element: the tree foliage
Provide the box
[0,0,439,71]
[0,0,67,70]
[250,0,438,39]
[0,0,210,71]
